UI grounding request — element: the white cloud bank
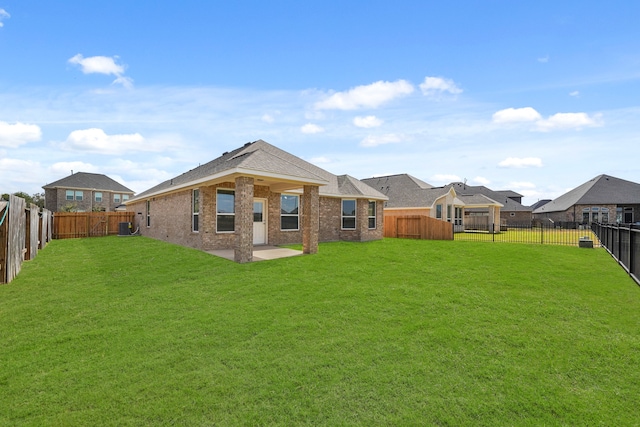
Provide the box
[498,157,543,168]
[68,54,134,88]
[353,115,383,128]
[0,8,9,27]
[492,107,602,131]
[315,80,414,110]
[0,121,42,148]
[61,128,145,154]
[419,76,463,97]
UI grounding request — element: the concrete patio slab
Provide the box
[207,246,303,262]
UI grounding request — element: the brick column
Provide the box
[234,176,254,263]
[302,185,319,254]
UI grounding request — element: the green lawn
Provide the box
[1,237,639,426]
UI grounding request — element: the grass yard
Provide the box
[1,237,639,426]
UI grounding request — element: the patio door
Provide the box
[253,199,267,245]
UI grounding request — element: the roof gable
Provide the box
[130,140,387,201]
[533,174,640,213]
[42,172,134,193]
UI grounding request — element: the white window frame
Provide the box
[280,194,300,231]
[342,199,356,230]
[368,201,376,229]
[216,189,235,233]
[95,192,102,202]
[436,204,443,219]
[114,194,121,204]
[146,200,151,227]
[192,189,200,232]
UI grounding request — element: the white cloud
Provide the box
[262,114,275,123]
[493,107,602,131]
[0,158,38,172]
[300,123,324,134]
[68,54,133,88]
[472,176,490,185]
[360,133,403,147]
[61,128,145,154]
[537,55,550,63]
[0,8,9,27]
[492,107,542,124]
[430,174,461,184]
[419,76,463,97]
[315,79,414,110]
[536,112,602,131]
[569,91,580,97]
[498,157,543,168]
[353,115,383,128]
[0,121,42,148]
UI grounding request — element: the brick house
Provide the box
[43,172,135,212]
[532,174,640,225]
[125,140,388,263]
[361,174,503,232]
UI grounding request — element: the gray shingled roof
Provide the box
[361,174,457,208]
[42,172,134,193]
[533,174,640,214]
[130,140,387,201]
[446,182,531,212]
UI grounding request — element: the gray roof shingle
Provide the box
[131,140,387,201]
[533,174,640,213]
[43,172,134,193]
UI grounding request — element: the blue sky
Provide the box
[1,1,639,205]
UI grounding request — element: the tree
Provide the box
[0,192,45,208]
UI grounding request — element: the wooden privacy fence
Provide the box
[53,211,135,239]
[384,214,453,240]
[1,195,52,284]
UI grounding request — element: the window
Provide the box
[582,208,590,223]
[65,190,83,201]
[122,195,129,202]
[95,192,102,202]
[447,204,452,222]
[217,189,235,232]
[436,204,443,219]
[146,200,151,227]
[368,201,376,229]
[454,207,463,226]
[342,199,356,229]
[281,194,299,230]
[601,208,609,223]
[114,194,121,203]
[192,189,199,232]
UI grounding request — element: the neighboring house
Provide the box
[125,140,387,263]
[529,199,551,212]
[361,174,503,232]
[43,172,135,212]
[445,182,533,225]
[532,174,640,225]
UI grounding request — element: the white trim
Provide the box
[341,199,357,230]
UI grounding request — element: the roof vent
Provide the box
[244,142,252,147]
[222,151,229,156]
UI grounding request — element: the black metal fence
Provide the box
[591,223,640,286]
[454,222,599,247]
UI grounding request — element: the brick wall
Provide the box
[127,181,385,251]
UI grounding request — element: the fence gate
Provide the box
[397,217,422,239]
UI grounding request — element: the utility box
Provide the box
[118,222,131,236]
[579,237,594,248]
